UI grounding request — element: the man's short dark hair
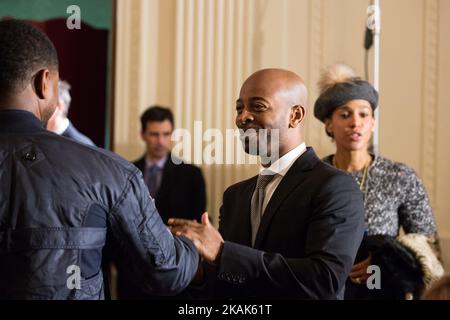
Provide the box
[140,106,174,131]
[0,19,59,94]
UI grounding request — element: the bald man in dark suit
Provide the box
[169,69,365,299]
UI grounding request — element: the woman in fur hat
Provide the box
[314,64,442,299]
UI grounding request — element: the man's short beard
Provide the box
[239,128,280,166]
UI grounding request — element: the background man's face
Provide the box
[141,120,173,160]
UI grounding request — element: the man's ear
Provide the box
[33,69,51,100]
[33,69,54,100]
[289,105,305,128]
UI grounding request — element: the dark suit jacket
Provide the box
[133,153,206,223]
[62,121,95,146]
[209,147,365,299]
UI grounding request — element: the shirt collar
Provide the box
[145,154,168,170]
[0,110,45,133]
[260,142,306,176]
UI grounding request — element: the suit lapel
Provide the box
[253,147,318,248]
[133,156,146,174]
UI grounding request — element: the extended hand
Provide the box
[168,212,224,265]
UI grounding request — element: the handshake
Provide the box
[168,212,224,265]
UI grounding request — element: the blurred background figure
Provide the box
[117,105,206,300]
[133,105,206,224]
[47,80,95,146]
[314,64,442,299]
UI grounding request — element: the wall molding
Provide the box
[421,0,439,209]
[172,0,259,225]
[113,0,142,156]
[306,0,325,153]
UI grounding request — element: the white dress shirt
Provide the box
[258,142,307,213]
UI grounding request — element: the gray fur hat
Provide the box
[314,64,378,122]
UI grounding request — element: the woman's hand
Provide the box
[349,253,372,285]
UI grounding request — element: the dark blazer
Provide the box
[62,121,95,146]
[211,147,365,299]
[133,153,206,223]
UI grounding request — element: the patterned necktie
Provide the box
[250,171,277,246]
[146,165,161,199]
